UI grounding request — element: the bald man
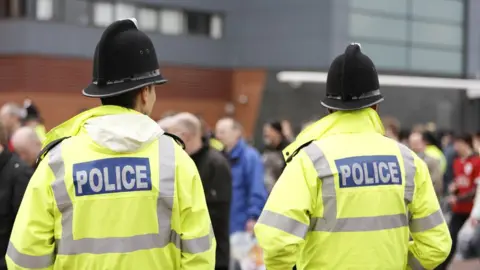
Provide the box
[0,103,25,138]
[0,103,26,151]
[169,113,232,270]
[11,127,42,168]
[409,131,443,198]
[157,117,175,133]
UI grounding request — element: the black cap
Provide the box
[321,43,383,111]
[266,121,283,135]
[83,18,167,98]
[23,99,40,121]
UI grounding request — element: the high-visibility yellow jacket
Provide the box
[35,124,47,144]
[209,138,224,152]
[254,108,451,270]
[6,106,216,270]
[425,145,447,175]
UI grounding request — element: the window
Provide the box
[159,9,184,35]
[6,0,27,18]
[137,7,157,31]
[410,48,462,74]
[186,11,210,36]
[411,21,463,48]
[350,0,407,15]
[348,0,465,75]
[93,2,113,27]
[412,0,463,23]
[349,13,408,42]
[65,0,89,25]
[210,15,222,39]
[36,0,53,20]
[0,0,7,18]
[115,3,135,21]
[359,43,408,70]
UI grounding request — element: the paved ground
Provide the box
[449,259,479,269]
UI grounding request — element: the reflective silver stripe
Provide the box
[408,251,425,270]
[6,241,54,268]
[310,214,407,232]
[257,210,309,238]
[304,143,409,232]
[398,143,416,205]
[409,209,445,233]
[181,228,215,254]
[48,135,212,255]
[303,143,336,231]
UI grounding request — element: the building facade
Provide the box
[0,0,477,139]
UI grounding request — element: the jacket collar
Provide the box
[190,139,210,161]
[229,138,247,159]
[43,105,142,148]
[283,108,384,160]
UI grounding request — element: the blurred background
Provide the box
[1,0,480,269]
[0,0,477,143]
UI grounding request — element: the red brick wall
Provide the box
[0,55,265,137]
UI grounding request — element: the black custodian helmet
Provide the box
[321,43,383,111]
[83,18,167,98]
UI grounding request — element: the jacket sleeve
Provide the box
[176,148,216,270]
[210,152,232,203]
[469,167,480,219]
[254,151,317,270]
[246,151,267,220]
[12,163,33,216]
[426,158,443,199]
[471,183,480,219]
[6,158,55,270]
[408,157,451,270]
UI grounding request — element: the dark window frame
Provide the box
[185,11,212,36]
[348,0,466,77]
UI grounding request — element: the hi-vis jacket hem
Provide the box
[6,135,214,269]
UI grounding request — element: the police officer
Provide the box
[6,19,215,270]
[254,44,452,270]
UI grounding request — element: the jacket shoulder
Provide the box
[207,148,230,166]
[35,137,71,168]
[244,145,262,160]
[163,132,185,149]
[285,140,314,163]
[4,153,33,180]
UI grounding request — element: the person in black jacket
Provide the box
[0,122,32,270]
[262,121,291,193]
[167,112,232,270]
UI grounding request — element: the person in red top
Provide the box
[438,133,480,269]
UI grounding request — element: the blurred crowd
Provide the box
[160,112,480,269]
[382,116,480,269]
[1,99,480,269]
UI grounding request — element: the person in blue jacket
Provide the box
[215,117,267,234]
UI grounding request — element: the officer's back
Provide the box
[6,19,215,270]
[254,44,452,270]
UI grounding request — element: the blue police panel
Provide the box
[334,155,402,188]
[72,157,152,196]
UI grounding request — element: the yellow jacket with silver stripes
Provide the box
[6,106,216,270]
[254,108,451,270]
[35,124,47,144]
[424,145,447,175]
